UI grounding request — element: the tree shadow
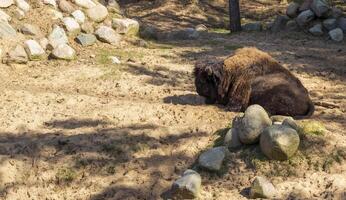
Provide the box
[163,94,206,106]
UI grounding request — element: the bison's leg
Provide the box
[226,80,251,112]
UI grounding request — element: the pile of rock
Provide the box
[0,0,140,64]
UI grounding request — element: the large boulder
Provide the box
[250,176,278,199]
[286,2,300,18]
[299,0,313,12]
[310,0,330,18]
[95,25,121,45]
[86,4,108,22]
[112,18,140,36]
[48,25,68,49]
[0,21,16,38]
[198,146,228,171]
[171,169,201,199]
[24,40,46,60]
[328,28,344,42]
[0,0,14,8]
[51,44,76,60]
[296,9,315,27]
[260,125,300,160]
[309,23,324,36]
[233,105,272,144]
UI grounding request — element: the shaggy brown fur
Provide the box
[194,47,314,118]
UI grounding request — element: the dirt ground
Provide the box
[0,0,346,200]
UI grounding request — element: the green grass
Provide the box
[209,28,229,34]
[298,121,327,136]
[56,167,77,184]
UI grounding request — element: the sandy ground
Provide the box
[0,0,346,199]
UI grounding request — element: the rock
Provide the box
[24,40,46,60]
[311,0,330,18]
[74,0,96,9]
[286,2,300,18]
[15,0,30,12]
[309,23,324,36]
[242,22,262,31]
[106,0,121,13]
[75,33,96,46]
[112,18,139,36]
[0,10,11,22]
[168,28,199,40]
[51,44,75,60]
[95,25,121,44]
[43,0,57,8]
[48,25,68,49]
[81,22,94,33]
[270,115,294,124]
[296,9,315,27]
[108,56,121,64]
[71,10,85,24]
[270,15,289,32]
[14,8,25,20]
[62,17,80,35]
[198,146,228,171]
[233,105,272,144]
[299,0,313,12]
[48,8,63,20]
[323,18,337,31]
[250,176,278,199]
[5,45,28,64]
[260,125,300,160]
[140,25,158,40]
[195,24,208,32]
[338,17,346,33]
[224,128,242,150]
[329,28,344,42]
[20,23,41,36]
[282,118,299,131]
[171,169,201,199]
[39,37,49,50]
[0,21,16,38]
[58,0,75,14]
[86,4,108,22]
[0,0,14,8]
[330,7,343,19]
[286,20,299,31]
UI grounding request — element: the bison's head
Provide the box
[194,60,223,104]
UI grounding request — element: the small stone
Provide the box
[0,21,16,38]
[14,8,25,20]
[5,45,28,64]
[330,7,343,19]
[242,22,262,31]
[74,0,96,9]
[171,169,201,199]
[309,23,324,36]
[311,0,330,17]
[112,18,139,36]
[299,0,313,12]
[48,25,68,49]
[260,125,300,160]
[195,24,208,32]
[58,0,75,14]
[51,44,75,60]
[95,25,121,44]
[0,10,11,22]
[338,17,346,33]
[323,18,337,31]
[24,40,46,60]
[86,4,108,22]
[250,176,277,199]
[224,128,242,149]
[329,28,344,42]
[39,37,49,50]
[48,8,63,20]
[270,15,289,32]
[62,17,80,35]
[71,10,85,24]
[43,0,57,8]
[81,22,94,33]
[15,0,30,13]
[296,9,315,27]
[0,0,14,8]
[75,33,96,46]
[20,23,41,36]
[198,146,228,171]
[108,56,121,64]
[286,2,300,18]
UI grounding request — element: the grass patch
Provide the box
[298,121,327,136]
[209,28,229,34]
[56,167,77,184]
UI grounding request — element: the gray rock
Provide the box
[58,0,75,14]
[20,23,41,36]
[0,10,11,22]
[282,118,299,131]
[81,22,94,33]
[250,176,278,199]
[74,0,96,9]
[224,128,242,149]
[0,21,16,38]
[286,20,300,31]
[242,22,262,31]
[0,0,14,8]
[62,17,80,35]
[311,0,330,17]
[76,33,96,46]
[260,125,300,160]
[198,146,228,171]
[15,0,30,13]
[323,18,337,31]
[140,25,158,40]
[286,2,300,18]
[329,28,344,42]
[309,23,324,36]
[71,10,85,24]
[24,40,46,60]
[168,28,199,40]
[270,115,294,124]
[330,7,343,19]
[48,25,68,49]
[299,0,313,12]
[5,45,28,64]
[112,18,139,36]
[95,26,121,44]
[86,4,108,22]
[171,169,201,199]
[338,17,346,33]
[270,15,289,32]
[233,104,272,144]
[296,9,315,27]
[51,44,75,60]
